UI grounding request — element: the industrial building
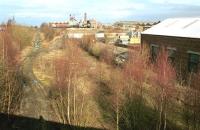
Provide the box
[49,13,99,29]
[142,17,200,78]
[0,25,7,32]
[114,21,157,32]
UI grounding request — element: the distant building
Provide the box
[49,22,69,28]
[68,14,79,27]
[49,13,99,28]
[89,19,97,28]
[129,31,141,45]
[0,25,6,32]
[114,21,139,30]
[113,21,156,32]
[142,17,200,78]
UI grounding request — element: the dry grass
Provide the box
[33,50,65,86]
[12,25,36,49]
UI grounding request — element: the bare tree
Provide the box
[183,72,200,130]
[50,41,90,126]
[0,23,23,115]
[152,48,176,130]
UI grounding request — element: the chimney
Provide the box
[84,13,87,22]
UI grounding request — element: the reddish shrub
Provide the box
[153,48,176,97]
[0,25,20,68]
[100,46,115,65]
[123,47,151,86]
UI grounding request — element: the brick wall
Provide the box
[141,34,200,79]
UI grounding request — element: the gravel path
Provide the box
[19,33,54,121]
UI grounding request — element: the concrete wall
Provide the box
[68,33,84,39]
[95,33,104,38]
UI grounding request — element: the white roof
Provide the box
[142,17,200,39]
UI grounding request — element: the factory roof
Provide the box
[142,17,200,39]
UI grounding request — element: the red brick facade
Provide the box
[141,34,200,79]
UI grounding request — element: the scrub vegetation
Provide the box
[0,21,200,130]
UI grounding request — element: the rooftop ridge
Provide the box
[142,17,200,39]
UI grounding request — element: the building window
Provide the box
[150,44,159,61]
[188,51,200,73]
[167,47,176,64]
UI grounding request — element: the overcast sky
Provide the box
[0,0,200,25]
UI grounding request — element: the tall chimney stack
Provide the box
[84,13,87,22]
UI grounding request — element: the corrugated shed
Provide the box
[142,18,200,39]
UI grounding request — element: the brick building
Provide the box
[0,25,6,32]
[141,18,200,78]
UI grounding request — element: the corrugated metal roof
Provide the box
[142,18,200,39]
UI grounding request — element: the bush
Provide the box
[99,46,114,65]
[120,95,159,130]
[90,44,101,58]
[0,24,23,114]
[40,23,55,41]
[11,25,36,49]
[80,35,115,65]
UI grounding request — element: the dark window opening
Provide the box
[167,48,176,64]
[188,52,200,73]
[151,45,159,61]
